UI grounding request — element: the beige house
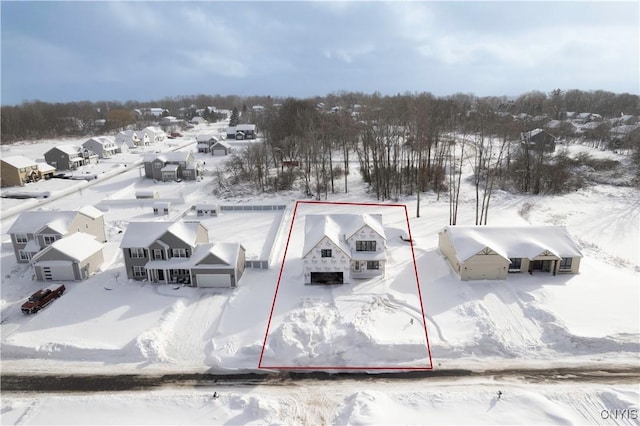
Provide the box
[1,156,41,187]
[438,226,582,281]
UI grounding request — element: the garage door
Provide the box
[39,262,75,281]
[212,149,227,156]
[310,272,343,285]
[196,274,231,288]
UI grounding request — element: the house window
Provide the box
[18,250,31,261]
[15,234,28,244]
[42,235,58,246]
[153,249,163,260]
[509,258,522,272]
[559,257,572,270]
[43,267,53,281]
[366,261,380,270]
[130,248,146,258]
[132,266,147,277]
[356,241,376,252]
[154,163,162,168]
[321,249,332,258]
[172,248,187,258]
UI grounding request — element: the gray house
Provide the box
[120,220,245,287]
[226,124,256,140]
[8,205,107,263]
[143,151,200,181]
[31,232,104,281]
[82,136,119,158]
[44,145,98,171]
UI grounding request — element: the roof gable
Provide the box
[32,232,103,263]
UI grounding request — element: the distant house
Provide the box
[609,124,640,149]
[196,134,220,153]
[579,121,609,140]
[31,232,104,281]
[44,145,98,171]
[191,117,208,125]
[82,136,118,159]
[1,156,42,187]
[141,126,166,143]
[572,112,593,125]
[8,205,106,264]
[438,225,582,281]
[153,201,171,216]
[134,130,151,146]
[143,151,200,181]
[210,140,232,156]
[115,130,142,148]
[120,220,245,287]
[36,162,56,180]
[302,214,387,285]
[226,124,256,140]
[195,203,218,216]
[520,129,556,153]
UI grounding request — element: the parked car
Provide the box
[21,284,66,314]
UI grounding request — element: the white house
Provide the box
[302,214,387,285]
[82,136,118,158]
[115,130,142,148]
[141,126,166,143]
[438,225,583,281]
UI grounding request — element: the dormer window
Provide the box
[356,241,376,251]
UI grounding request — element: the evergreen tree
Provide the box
[230,107,240,127]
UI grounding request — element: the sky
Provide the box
[1,1,638,106]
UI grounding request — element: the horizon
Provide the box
[2,1,639,106]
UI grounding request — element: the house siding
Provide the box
[303,237,350,284]
[123,248,149,279]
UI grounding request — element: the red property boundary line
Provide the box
[258,200,434,371]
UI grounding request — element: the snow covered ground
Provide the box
[1,135,638,423]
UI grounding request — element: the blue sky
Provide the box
[1,1,638,106]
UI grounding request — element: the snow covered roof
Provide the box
[53,145,82,155]
[78,205,104,219]
[143,151,191,163]
[196,133,219,143]
[84,136,116,147]
[303,214,386,257]
[161,164,180,172]
[441,226,583,263]
[194,242,241,267]
[212,140,231,149]
[32,232,103,263]
[8,210,76,234]
[610,124,640,136]
[1,155,37,169]
[36,162,56,173]
[120,221,205,248]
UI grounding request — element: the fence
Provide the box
[246,260,269,269]
[220,204,286,212]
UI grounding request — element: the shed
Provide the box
[135,190,159,199]
[153,201,171,215]
[195,203,218,217]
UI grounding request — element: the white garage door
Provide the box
[39,262,75,281]
[196,274,231,288]
[212,149,226,156]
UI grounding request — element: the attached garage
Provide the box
[30,232,104,282]
[310,272,344,285]
[36,261,77,281]
[195,273,231,288]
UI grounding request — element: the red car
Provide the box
[21,284,66,314]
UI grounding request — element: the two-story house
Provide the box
[226,124,257,140]
[143,151,200,181]
[302,214,387,285]
[1,156,41,187]
[120,220,245,287]
[44,145,98,171]
[115,130,142,148]
[82,136,119,158]
[196,134,231,155]
[8,205,107,264]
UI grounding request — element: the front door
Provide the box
[157,270,165,281]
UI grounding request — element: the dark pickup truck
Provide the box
[21,284,66,314]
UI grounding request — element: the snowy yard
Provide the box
[1,136,638,423]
